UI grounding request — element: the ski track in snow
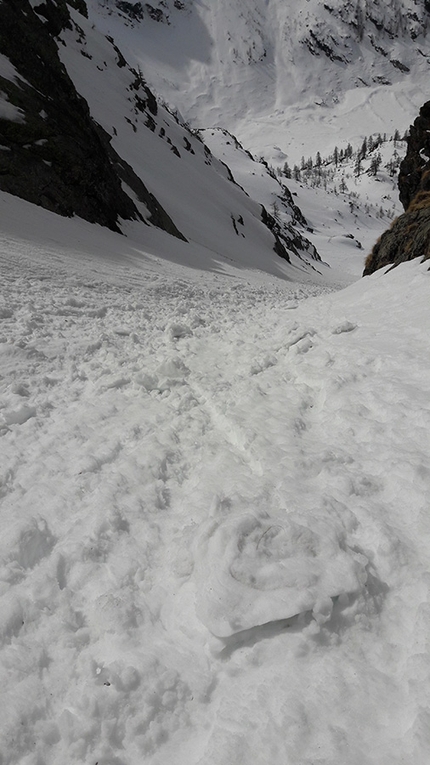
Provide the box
[1,241,430,764]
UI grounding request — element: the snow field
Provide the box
[2,203,430,764]
[1,0,430,761]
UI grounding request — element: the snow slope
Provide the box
[0,0,412,281]
[54,4,322,274]
[2,193,430,765]
[0,0,323,278]
[88,0,430,165]
[199,127,407,283]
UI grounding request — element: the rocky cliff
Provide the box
[363,100,430,275]
[398,101,430,210]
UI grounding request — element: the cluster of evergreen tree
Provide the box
[279,130,407,191]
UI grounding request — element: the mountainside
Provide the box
[0,0,323,277]
[2,0,426,278]
[89,0,430,164]
[0,0,183,236]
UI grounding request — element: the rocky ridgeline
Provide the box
[0,0,184,237]
[364,101,430,275]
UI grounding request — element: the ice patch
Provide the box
[193,512,367,637]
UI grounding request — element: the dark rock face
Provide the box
[363,101,430,275]
[398,101,430,211]
[261,206,290,263]
[0,0,185,239]
[115,2,168,23]
[363,200,430,275]
[260,205,320,264]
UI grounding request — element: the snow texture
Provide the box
[1,2,430,763]
[2,190,430,765]
[194,512,367,637]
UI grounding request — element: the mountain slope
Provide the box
[88,0,430,165]
[0,0,323,278]
[2,1,430,763]
[0,0,184,236]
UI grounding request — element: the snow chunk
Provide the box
[153,356,190,390]
[2,404,36,426]
[156,357,190,378]
[250,354,277,375]
[332,321,357,335]
[194,512,367,637]
[166,322,192,340]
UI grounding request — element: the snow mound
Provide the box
[194,512,367,637]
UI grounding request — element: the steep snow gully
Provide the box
[2,206,430,765]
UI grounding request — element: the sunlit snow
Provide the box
[2,1,430,763]
[1,188,430,764]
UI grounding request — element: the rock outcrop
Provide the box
[0,0,185,238]
[363,101,430,275]
[398,101,430,210]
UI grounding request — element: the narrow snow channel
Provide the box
[1,216,430,765]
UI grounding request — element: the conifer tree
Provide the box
[283,161,292,179]
[369,153,382,176]
[355,0,364,41]
[354,155,362,177]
